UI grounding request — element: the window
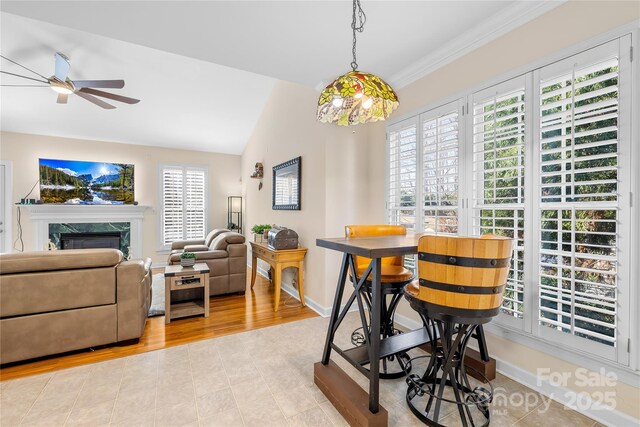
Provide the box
[422,105,461,235]
[160,165,207,248]
[387,118,418,232]
[386,36,634,365]
[387,101,463,270]
[535,39,631,363]
[472,79,527,325]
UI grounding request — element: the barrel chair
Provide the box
[403,234,513,427]
[345,225,415,379]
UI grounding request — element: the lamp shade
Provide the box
[317,71,399,126]
[230,196,242,212]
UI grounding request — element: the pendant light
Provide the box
[317,0,399,126]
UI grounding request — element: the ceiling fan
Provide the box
[0,52,140,109]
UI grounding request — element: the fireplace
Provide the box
[21,204,146,258]
[60,232,122,251]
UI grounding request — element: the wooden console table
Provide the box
[250,241,307,311]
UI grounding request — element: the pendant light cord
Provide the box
[351,0,366,71]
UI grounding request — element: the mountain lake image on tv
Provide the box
[39,158,134,204]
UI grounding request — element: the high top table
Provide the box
[315,234,494,427]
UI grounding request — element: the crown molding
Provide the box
[388,0,567,90]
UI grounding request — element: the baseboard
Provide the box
[252,264,358,318]
[392,316,637,427]
[253,265,329,317]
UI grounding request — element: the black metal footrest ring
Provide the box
[404,355,492,427]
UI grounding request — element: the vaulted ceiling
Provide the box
[0,1,562,154]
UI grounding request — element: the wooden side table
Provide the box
[250,241,307,312]
[164,263,210,324]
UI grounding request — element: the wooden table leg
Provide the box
[164,276,171,324]
[204,273,210,318]
[274,264,282,312]
[298,261,306,307]
[250,254,257,289]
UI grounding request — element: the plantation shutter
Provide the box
[161,166,207,247]
[535,38,630,360]
[185,169,206,240]
[387,118,418,232]
[471,77,527,324]
[162,168,184,246]
[421,101,462,235]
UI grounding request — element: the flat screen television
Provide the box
[39,158,135,205]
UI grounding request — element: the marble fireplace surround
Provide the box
[22,204,148,258]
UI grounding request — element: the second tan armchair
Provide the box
[169,229,247,296]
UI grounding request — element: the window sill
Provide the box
[483,322,640,387]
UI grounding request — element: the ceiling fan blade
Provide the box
[75,91,116,109]
[78,87,139,104]
[72,79,125,89]
[54,52,70,81]
[0,70,48,84]
[56,93,68,104]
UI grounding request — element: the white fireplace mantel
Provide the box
[21,204,149,258]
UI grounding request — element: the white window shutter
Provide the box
[162,168,184,246]
[161,166,207,247]
[185,169,206,240]
[472,79,527,322]
[537,43,623,357]
[388,119,418,232]
[421,103,462,235]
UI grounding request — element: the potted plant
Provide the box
[180,251,196,267]
[251,224,272,242]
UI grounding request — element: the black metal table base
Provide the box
[321,253,430,414]
[352,326,413,379]
[405,315,492,427]
[350,284,413,379]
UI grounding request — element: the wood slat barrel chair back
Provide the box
[344,224,414,379]
[403,234,513,426]
[405,234,513,324]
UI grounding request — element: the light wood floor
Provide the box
[0,268,318,381]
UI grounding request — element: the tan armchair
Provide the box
[168,230,247,296]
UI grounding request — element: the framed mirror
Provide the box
[272,156,301,210]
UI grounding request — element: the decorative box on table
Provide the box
[267,227,298,250]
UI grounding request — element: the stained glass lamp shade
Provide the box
[317,71,399,126]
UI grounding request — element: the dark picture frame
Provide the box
[272,156,301,210]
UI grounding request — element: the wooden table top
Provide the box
[316,234,421,258]
[250,241,307,253]
[164,263,210,277]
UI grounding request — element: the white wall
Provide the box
[0,131,242,264]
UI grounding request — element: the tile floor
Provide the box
[0,314,600,427]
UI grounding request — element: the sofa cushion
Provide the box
[169,250,227,263]
[210,232,246,251]
[0,249,123,275]
[205,229,230,246]
[184,244,210,252]
[1,267,116,317]
[0,304,117,364]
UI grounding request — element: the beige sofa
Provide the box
[0,249,151,364]
[168,229,247,296]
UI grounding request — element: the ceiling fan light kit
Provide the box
[0,52,140,109]
[317,0,398,126]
